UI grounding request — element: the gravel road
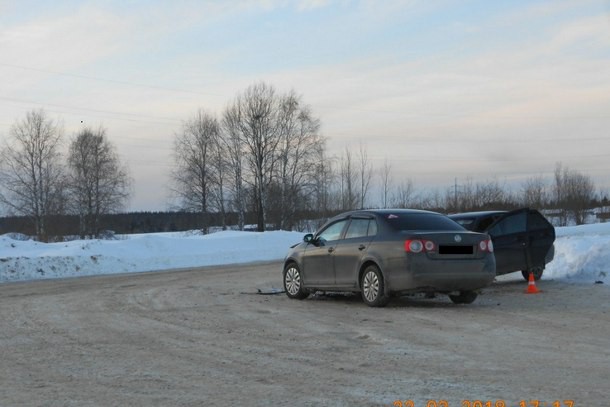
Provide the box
[1,262,608,406]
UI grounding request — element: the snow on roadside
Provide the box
[545,224,610,283]
[0,231,304,283]
[1,223,610,284]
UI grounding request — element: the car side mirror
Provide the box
[303,233,314,243]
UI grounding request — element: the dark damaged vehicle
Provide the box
[449,209,555,281]
[283,209,496,307]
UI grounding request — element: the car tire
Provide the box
[521,267,544,281]
[283,263,308,300]
[449,291,478,304]
[360,265,389,307]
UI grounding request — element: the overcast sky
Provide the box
[1,0,610,211]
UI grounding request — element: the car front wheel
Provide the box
[360,265,389,307]
[449,291,478,304]
[283,263,308,300]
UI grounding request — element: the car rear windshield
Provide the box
[385,213,465,232]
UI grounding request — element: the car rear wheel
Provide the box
[449,291,478,304]
[283,263,308,300]
[521,267,544,281]
[360,265,389,307]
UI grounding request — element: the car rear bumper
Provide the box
[385,255,496,294]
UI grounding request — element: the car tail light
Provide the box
[405,239,435,253]
[405,240,423,253]
[424,240,436,252]
[479,239,494,253]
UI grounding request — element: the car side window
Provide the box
[345,219,370,239]
[528,212,551,230]
[367,219,378,236]
[477,216,497,232]
[318,220,348,242]
[489,212,527,236]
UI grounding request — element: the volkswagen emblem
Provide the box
[454,234,462,243]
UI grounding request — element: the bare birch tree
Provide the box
[227,83,283,231]
[553,163,569,226]
[392,180,416,208]
[220,105,246,230]
[340,148,357,210]
[554,163,595,225]
[379,158,392,208]
[210,136,228,230]
[223,83,325,231]
[0,109,65,241]
[171,109,220,233]
[474,179,509,209]
[67,126,131,238]
[274,92,323,229]
[310,142,335,216]
[358,141,373,209]
[521,175,548,209]
[418,188,446,211]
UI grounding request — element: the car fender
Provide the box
[357,250,389,293]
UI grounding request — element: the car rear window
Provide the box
[385,213,465,231]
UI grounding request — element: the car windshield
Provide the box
[385,213,465,231]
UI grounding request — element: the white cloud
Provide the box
[297,0,330,11]
[0,7,130,72]
[549,14,610,52]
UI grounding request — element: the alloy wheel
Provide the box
[362,270,380,302]
[285,266,301,296]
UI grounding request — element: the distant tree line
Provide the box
[170,82,604,231]
[1,84,605,240]
[0,211,257,237]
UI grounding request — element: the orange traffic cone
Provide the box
[525,271,540,294]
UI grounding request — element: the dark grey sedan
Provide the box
[282,209,496,307]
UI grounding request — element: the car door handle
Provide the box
[358,244,366,251]
[328,247,335,253]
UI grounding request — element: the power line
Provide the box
[371,154,610,162]
[4,63,610,121]
[327,131,610,144]
[0,96,181,123]
[0,63,224,98]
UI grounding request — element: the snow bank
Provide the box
[1,223,609,284]
[555,222,610,237]
[545,223,610,283]
[0,230,304,283]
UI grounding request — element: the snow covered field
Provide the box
[0,230,303,283]
[1,224,609,284]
